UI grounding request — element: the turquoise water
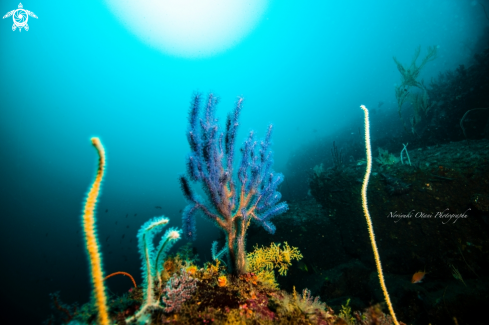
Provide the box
[0,1,487,323]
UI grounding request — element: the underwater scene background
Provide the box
[0,1,488,324]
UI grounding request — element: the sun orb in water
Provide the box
[104,0,268,58]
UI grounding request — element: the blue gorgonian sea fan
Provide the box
[179,93,288,275]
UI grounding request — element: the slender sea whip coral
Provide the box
[81,137,109,325]
[180,94,288,275]
[79,138,183,323]
[360,105,400,325]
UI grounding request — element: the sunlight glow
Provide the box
[105,0,268,58]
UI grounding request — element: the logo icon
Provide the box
[3,3,37,32]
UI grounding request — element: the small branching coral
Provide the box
[297,289,332,323]
[247,242,303,288]
[353,304,395,325]
[393,45,437,118]
[273,287,334,324]
[393,45,437,90]
[339,298,355,325]
[162,268,199,313]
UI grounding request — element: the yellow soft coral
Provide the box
[255,269,278,289]
[246,242,302,288]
